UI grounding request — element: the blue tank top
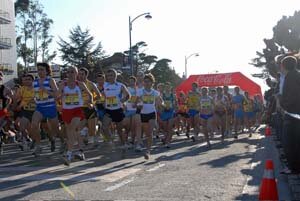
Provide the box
[33,77,56,107]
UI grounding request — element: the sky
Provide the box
[41,0,300,92]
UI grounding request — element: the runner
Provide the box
[199,87,214,147]
[214,87,228,142]
[155,83,165,139]
[102,69,130,150]
[160,82,176,148]
[14,74,35,151]
[134,71,144,151]
[187,82,200,141]
[243,91,254,137]
[232,86,244,139]
[175,91,188,135]
[0,71,13,154]
[95,73,106,141]
[223,86,233,136]
[138,73,162,159]
[58,66,92,166]
[253,95,262,128]
[78,67,101,147]
[31,62,60,157]
[123,76,141,149]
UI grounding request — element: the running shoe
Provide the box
[74,150,85,161]
[144,151,150,160]
[135,144,143,152]
[32,146,42,157]
[50,140,56,152]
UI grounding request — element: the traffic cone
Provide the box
[265,125,271,136]
[259,160,279,201]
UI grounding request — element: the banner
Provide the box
[176,72,262,98]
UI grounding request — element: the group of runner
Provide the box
[0,63,263,166]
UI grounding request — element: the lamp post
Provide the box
[129,12,152,76]
[184,53,199,79]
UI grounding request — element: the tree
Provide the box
[251,11,300,77]
[151,59,182,87]
[58,25,106,71]
[15,0,55,69]
[39,15,56,62]
[27,0,44,67]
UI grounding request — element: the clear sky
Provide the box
[41,0,300,92]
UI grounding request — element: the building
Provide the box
[27,64,62,83]
[0,0,17,84]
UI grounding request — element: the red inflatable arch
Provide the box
[176,72,262,98]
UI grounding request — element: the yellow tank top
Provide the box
[187,93,200,110]
[243,98,253,112]
[20,86,36,111]
[82,81,97,107]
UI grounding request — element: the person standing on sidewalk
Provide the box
[279,55,300,174]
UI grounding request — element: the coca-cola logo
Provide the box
[196,74,232,86]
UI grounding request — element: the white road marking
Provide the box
[0,165,141,182]
[104,177,135,192]
[146,163,165,172]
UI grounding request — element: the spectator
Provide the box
[279,56,300,174]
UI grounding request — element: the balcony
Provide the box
[0,10,11,24]
[0,38,12,49]
[0,63,14,75]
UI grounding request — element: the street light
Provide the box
[184,53,199,79]
[129,12,152,76]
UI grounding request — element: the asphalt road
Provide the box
[0,130,291,200]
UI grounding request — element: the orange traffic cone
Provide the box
[259,160,279,201]
[265,125,271,136]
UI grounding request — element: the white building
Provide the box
[0,0,17,84]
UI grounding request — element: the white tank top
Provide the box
[103,82,123,110]
[62,83,83,109]
[141,89,160,114]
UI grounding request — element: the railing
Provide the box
[0,63,14,75]
[0,38,12,49]
[0,10,10,24]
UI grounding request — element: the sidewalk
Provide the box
[240,126,292,200]
[272,127,300,200]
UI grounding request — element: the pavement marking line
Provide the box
[146,163,165,172]
[104,177,135,192]
[100,168,140,182]
[0,166,141,182]
[60,181,75,200]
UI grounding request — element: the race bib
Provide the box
[178,104,187,111]
[201,100,211,109]
[188,95,198,108]
[24,102,36,111]
[65,93,80,105]
[106,96,118,107]
[35,89,49,101]
[143,95,154,104]
[96,96,106,104]
[165,100,172,109]
[129,96,137,103]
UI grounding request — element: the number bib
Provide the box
[96,96,105,104]
[188,95,198,108]
[35,89,49,101]
[143,95,154,104]
[65,93,80,105]
[165,100,172,109]
[106,96,118,107]
[179,104,187,111]
[129,96,137,103]
[24,102,36,111]
[201,100,211,110]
